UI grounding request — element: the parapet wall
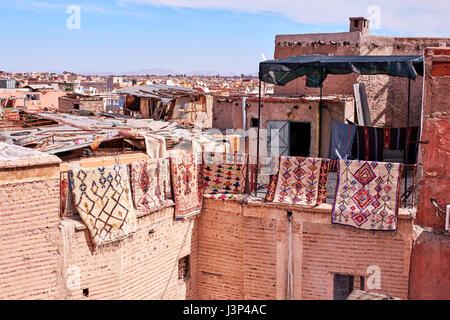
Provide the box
[0,154,62,299]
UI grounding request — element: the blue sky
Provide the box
[0,0,448,75]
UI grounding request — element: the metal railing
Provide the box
[400,164,417,209]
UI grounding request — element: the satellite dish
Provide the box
[261,53,267,61]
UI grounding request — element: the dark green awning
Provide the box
[259,55,424,85]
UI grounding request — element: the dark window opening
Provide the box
[74,104,80,110]
[26,94,40,100]
[333,274,354,300]
[360,276,365,291]
[306,72,322,88]
[250,118,259,128]
[178,255,190,281]
[354,20,359,28]
[83,288,89,297]
[289,122,311,157]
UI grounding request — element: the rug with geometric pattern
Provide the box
[203,152,248,201]
[331,160,402,231]
[130,158,173,217]
[273,156,322,206]
[265,174,279,202]
[317,158,330,205]
[69,165,137,247]
[170,152,203,219]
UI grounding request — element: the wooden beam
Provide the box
[353,83,371,126]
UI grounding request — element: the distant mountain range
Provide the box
[2,67,257,77]
[117,68,175,76]
[92,69,257,77]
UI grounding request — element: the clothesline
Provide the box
[62,152,407,248]
[329,119,419,164]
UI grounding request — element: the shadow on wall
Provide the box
[361,75,422,127]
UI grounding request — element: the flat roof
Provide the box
[0,142,61,169]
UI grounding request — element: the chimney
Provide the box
[349,17,370,36]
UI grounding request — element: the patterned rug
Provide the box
[331,160,402,231]
[69,165,137,247]
[317,158,329,205]
[60,172,69,216]
[352,126,419,164]
[273,157,322,206]
[170,152,203,218]
[328,159,339,172]
[248,156,280,200]
[130,158,173,216]
[203,152,248,200]
[265,174,279,202]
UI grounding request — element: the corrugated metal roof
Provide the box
[25,84,57,90]
[117,84,201,103]
[0,109,226,157]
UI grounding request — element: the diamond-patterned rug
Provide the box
[202,152,248,200]
[170,152,203,218]
[331,160,402,231]
[69,165,137,247]
[130,158,173,216]
[317,158,329,205]
[265,174,279,202]
[273,157,322,206]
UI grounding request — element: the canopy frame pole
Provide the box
[318,76,324,158]
[404,78,411,207]
[255,79,262,197]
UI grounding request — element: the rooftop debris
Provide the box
[117,84,202,103]
[0,109,239,161]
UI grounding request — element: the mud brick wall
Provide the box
[274,31,448,127]
[62,207,198,300]
[0,162,63,299]
[409,47,450,300]
[196,200,413,300]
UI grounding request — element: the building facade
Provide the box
[59,93,105,114]
[274,17,449,127]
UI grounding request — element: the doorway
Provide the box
[289,122,311,157]
[266,120,312,157]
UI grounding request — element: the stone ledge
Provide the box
[62,196,415,235]
[206,197,414,220]
[60,152,149,171]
